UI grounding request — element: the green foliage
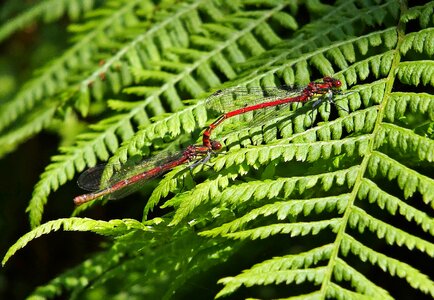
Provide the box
[0,0,96,42]
[2,0,434,298]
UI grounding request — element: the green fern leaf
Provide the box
[332,258,392,299]
[0,0,95,42]
[2,217,147,266]
[200,195,350,237]
[217,267,327,298]
[340,235,434,297]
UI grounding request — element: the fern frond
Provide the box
[377,123,434,162]
[359,178,434,235]
[400,28,434,56]
[169,165,360,226]
[200,195,350,237]
[217,267,327,298]
[341,234,434,297]
[349,207,434,256]
[326,282,378,300]
[234,244,335,272]
[332,258,392,299]
[2,217,147,266]
[401,1,434,28]
[386,92,434,121]
[368,151,434,205]
[222,219,341,241]
[396,61,434,86]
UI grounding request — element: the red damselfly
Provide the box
[202,77,342,148]
[74,140,222,205]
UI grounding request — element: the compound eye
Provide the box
[334,79,342,87]
[211,140,222,151]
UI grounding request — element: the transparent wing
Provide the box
[206,86,305,114]
[77,150,183,192]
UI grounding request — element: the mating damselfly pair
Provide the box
[74,77,343,205]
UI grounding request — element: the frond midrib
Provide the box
[319,16,404,296]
